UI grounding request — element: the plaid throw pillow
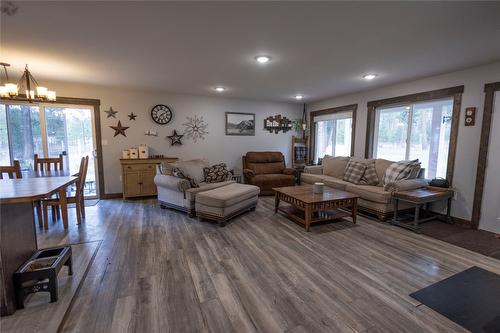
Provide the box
[383,160,419,189]
[203,163,230,183]
[360,161,379,185]
[343,161,367,184]
[408,162,422,179]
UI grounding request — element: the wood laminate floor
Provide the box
[25,198,500,332]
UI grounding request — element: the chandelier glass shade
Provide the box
[0,63,56,102]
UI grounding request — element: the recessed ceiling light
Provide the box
[294,94,303,100]
[363,73,378,80]
[255,55,271,64]
[214,86,226,92]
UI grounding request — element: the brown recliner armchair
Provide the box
[242,152,297,195]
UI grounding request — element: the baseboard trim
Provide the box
[102,193,122,199]
[449,215,471,227]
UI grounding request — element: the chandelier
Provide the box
[0,63,56,102]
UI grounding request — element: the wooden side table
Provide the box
[229,170,242,183]
[391,186,454,232]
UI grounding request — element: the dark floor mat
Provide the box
[410,266,500,333]
[419,221,500,259]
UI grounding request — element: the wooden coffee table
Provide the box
[273,185,359,231]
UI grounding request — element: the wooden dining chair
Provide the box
[0,160,21,179]
[0,160,44,227]
[42,156,89,229]
[34,154,64,171]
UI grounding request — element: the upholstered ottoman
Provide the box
[195,183,260,226]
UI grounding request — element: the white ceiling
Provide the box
[1,1,500,103]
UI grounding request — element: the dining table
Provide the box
[0,172,77,316]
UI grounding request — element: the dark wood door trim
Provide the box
[365,86,464,186]
[1,96,105,199]
[309,104,357,162]
[471,82,500,229]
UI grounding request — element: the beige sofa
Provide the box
[301,156,427,220]
[154,159,236,217]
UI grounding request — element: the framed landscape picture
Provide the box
[225,112,255,136]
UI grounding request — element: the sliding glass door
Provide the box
[0,104,43,170]
[45,106,98,197]
[0,102,99,197]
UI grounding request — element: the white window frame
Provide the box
[314,111,353,160]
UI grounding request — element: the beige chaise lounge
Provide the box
[154,159,236,217]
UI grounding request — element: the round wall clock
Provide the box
[151,104,173,125]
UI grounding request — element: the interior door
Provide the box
[479,92,500,233]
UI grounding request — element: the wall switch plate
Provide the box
[102,139,108,145]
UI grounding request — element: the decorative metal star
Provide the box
[167,130,184,146]
[128,112,137,121]
[104,107,118,118]
[110,121,129,137]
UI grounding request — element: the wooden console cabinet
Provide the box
[120,158,177,199]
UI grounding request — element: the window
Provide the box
[373,99,453,178]
[0,104,9,166]
[310,104,356,163]
[366,86,463,182]
[0,104,43,170]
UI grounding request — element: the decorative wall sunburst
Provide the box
[183,115,208,143]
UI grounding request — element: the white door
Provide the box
[479,92,500,233]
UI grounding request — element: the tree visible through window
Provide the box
[313,112,353,162]
[1,104,42,170]
[0,102,97,197]
[373,98,453,178]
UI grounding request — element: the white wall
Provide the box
[309,61,500,222]
[479,92,500,233]
[43,81,302,194]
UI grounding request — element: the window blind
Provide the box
[313,111,352,123]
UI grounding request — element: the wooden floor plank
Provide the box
[3,197,499,333]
